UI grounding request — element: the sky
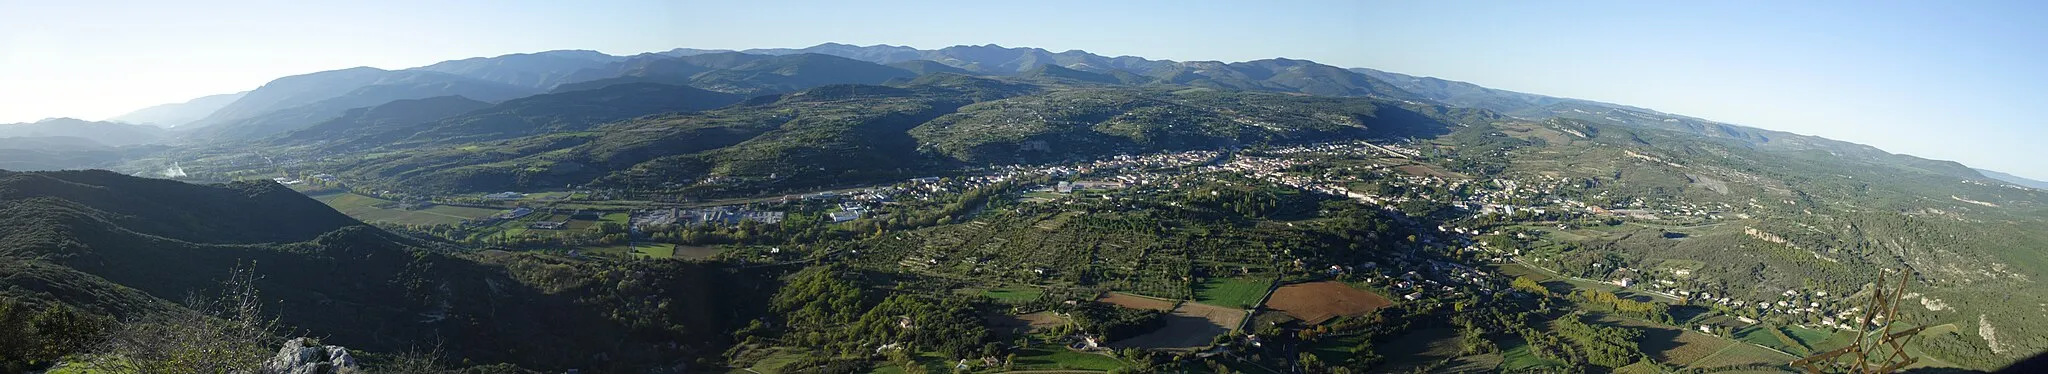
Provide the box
[1,0,2043,179]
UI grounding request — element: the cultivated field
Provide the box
[986,311,1067,337]
[309,192,500,225]
[1097,292,1177,311]
[982,286,1045,303]
[1685,343,1797,370]
[1734,325,1811,355]
[1109,301,1245,350]
[1590,314,1731,366]
[1371,328,1464,372]
[577,243,698,259]
[1193,277,1272,309]
[1264,281,1393,325]
[1498,338,1567,371]
[1010,346,1128,371]
[1589,314,1796,370]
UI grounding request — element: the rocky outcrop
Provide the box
[261,337,360,374]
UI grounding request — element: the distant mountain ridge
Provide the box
[111,43,1428,148]
[181,69,541,141]
[96,42,2011,183]
[655,43,1421,100]
[106,91,249,127]
[186,67,538,130]
[0,118,168,146]
[410,49,626,90]
[1978,168,2048,189]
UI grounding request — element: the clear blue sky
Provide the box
[2,0,2043,179]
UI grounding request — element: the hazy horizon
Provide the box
[2,0,2044,180]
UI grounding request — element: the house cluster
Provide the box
[521,210,597,230]
[828,198,871,223]
[483,207,534,222]
[632,206,786,228]
[985,149,1222,181]
[1634,280,1864,330]
[1350,255,1500,302]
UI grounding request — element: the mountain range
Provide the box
[1978,168,2048,189]
[139,43,1434,143]
[106,91,249,127]
[0,118,168,147]
[5,42,2043,372]
[58,42,2012,198]
[132,43,2003,177]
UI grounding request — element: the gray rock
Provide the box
[260,337,360,374]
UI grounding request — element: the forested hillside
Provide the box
[0,170,770,371]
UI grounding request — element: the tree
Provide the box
[380,344,447,374]
[83,265,285,374]
[1511,276,1550,297]
[0,299,106,372]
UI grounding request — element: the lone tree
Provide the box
[85,265,285,374]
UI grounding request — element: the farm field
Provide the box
[1370,328,1463,372]
[1096,292,1176,311]
[986,311,1066,337]
[1588,314,1732,366]
[309,191,500,225]
[600,212,631,223]
[578,243,690,259]
[1612,361,1664,374]
[740,348,811,374]
[1009,346,1128,372]
[1263,281,1392,325]
[1497,338,1567,371]
[1108,301,1243,350]
[1193,276,1272,309]
[1781,325,1834,350]
[632,243,676,259]
[1500,260,1682,303]
[1494,262,1553,282]
[1437,354,1504,373]
[981,286,1044,303]
[670,245,721,260]
[1585,313,1796,370]
[1684,342,1797,371]
[1734,325,1809,355]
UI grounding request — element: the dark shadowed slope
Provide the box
[0,170,765,371]
[269,95,494,145]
